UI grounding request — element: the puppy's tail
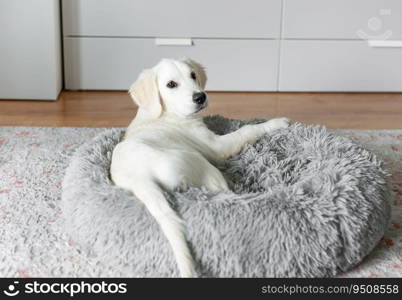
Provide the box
[130,181,195,277]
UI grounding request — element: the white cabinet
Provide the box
[62,0,281,91]
[283,0,402,39]
[279,40,402,91]
[62,0,281,38]
[64,38,279,91]
[279,0,402,92]
[61,0,402,92]
[0,0,62,100]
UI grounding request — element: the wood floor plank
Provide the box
[0,91,401,129]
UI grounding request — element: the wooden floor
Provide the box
[1,91,402,129]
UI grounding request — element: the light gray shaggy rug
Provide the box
[60,116,392,277]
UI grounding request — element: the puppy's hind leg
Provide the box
[129,181,196,278]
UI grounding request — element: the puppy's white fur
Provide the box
[110,58,290,277]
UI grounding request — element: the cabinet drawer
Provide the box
[64,38,279,91]
[62,0,281,38]
[279,40,402,91]
[283,0,402,39]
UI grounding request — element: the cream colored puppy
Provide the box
[110,58,290,277]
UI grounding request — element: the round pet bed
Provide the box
[61,115,391,277]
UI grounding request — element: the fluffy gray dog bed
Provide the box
[61,115,391,277]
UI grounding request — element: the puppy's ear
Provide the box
[129,69,162,119]
[182,58,207,89]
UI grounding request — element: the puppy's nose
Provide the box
[193,92,206,105]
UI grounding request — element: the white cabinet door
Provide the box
[279,40,402,91]
[62,0,281,38]
[283,0,402,39]
[64,38,279,91]
[0,0,62,100]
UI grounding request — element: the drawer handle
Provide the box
[155,38,193,46]
[368,40,402,48]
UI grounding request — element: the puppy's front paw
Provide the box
[263,117,291,132]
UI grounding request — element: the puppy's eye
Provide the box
[190,71,196,80]
[167,81,178,88]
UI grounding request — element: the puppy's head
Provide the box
[129,58,208,119]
